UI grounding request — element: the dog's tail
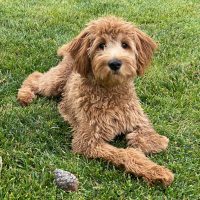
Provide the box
[17,72,43,106]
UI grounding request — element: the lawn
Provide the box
[0,0,199,199]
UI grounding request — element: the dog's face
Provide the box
[58,17,157,87]
[90,33,138,86]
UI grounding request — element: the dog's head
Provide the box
[58,17,157,86]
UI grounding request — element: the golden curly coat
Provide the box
[17,16,174,186]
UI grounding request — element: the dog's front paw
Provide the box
[143,165,174,187]
[127,132,169,154]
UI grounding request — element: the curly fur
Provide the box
[17,16,174,186]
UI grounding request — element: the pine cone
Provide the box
[54,169,79,192]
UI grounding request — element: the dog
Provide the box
[17,16,174,186]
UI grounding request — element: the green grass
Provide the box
[0,0,200,199]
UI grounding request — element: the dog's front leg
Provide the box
[72,133,173,186]
[126,127,169,154]
[126,106,169,154]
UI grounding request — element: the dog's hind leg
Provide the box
[17,71,43,106]
[17,55,72,106]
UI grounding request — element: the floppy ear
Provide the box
[134,28,157,76]
[57,29,91,77]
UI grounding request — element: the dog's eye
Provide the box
[122,42,129,49]
[98,43,106,50]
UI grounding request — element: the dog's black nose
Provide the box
[108,59,122,71]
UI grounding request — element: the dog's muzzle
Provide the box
[108,59,122,71]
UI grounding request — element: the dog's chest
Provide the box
[80,86,139,135]
[62,75,141,136]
